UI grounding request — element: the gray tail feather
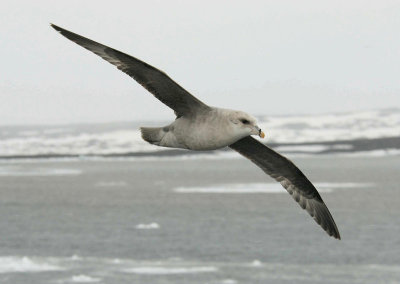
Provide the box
[140,127,165,145]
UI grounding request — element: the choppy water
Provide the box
[0,155,399,283]
[1,108,399,157]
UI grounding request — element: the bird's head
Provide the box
[228,111,265,139]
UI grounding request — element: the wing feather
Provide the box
[230,136,340,239]
[51,24,209,117]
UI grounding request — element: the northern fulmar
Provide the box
[51,24,340,239]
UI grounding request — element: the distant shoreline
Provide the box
[1,136,399,160]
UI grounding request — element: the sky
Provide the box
[1,0,399,125]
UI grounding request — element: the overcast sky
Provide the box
[1,0,399,125]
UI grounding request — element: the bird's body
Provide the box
[51,24,341,239]
[142,108,258,150]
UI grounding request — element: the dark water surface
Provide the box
[0,155,399,283]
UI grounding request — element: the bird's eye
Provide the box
[240,119,250,124]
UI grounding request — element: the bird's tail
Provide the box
[140,127,166,145]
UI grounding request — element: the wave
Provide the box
[1,255,399,283]
[69,275,101,283]
[94,181,127,187]
[1,109,399,159]
[0,256,64,273]
[174,182,374,194]
[123,266,218,275]
[135,223,160,229]
[220,280,238,284]
[0,166,82,176]
[260,108,400,143]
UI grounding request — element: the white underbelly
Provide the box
[174,122,240,150]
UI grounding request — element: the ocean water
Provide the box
[1,155,399,283]
[1,108,399,157]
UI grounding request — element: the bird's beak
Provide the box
[255,126,265,138]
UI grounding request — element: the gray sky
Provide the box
[1,0,399,125]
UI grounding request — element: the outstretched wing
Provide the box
[230,136,340,239]
[51,24,209,117]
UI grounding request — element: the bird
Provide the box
[51,24,340,239]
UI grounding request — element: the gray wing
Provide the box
[51,24,209,117]
[230,136,340,239]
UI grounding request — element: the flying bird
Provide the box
[51,24,340,239]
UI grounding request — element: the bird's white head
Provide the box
[228,110,265,139]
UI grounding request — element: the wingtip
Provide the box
[331,218,341,240]
[331,233,341,240]
[50,23,62,32]
[329,221,341,240]
[329,226,341,240]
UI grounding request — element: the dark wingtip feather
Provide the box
[315,200,341,240]
[50,23,61,31]
[230,137,341,240]
[50,24,71,38]
[50,24,71,37]
[333,226,341,240]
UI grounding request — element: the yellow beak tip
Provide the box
[259,131,265,138]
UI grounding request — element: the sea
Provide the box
[0,109,399,284]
